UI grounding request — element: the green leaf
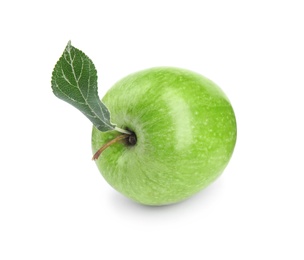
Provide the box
[51,41,115,132]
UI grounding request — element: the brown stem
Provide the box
[92,134,129,160]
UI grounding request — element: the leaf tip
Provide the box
[66,40,72,52]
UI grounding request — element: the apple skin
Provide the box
[92,67,237,206]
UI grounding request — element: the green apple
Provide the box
[92,67,237,205]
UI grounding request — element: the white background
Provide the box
[0,0,303,259]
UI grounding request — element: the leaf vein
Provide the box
[53,81,86,105]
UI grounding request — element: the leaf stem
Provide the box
[92,134,129,160]
[115,126,131,134]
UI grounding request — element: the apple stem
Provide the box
[92,134,129,160]
[115,126,131,134]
